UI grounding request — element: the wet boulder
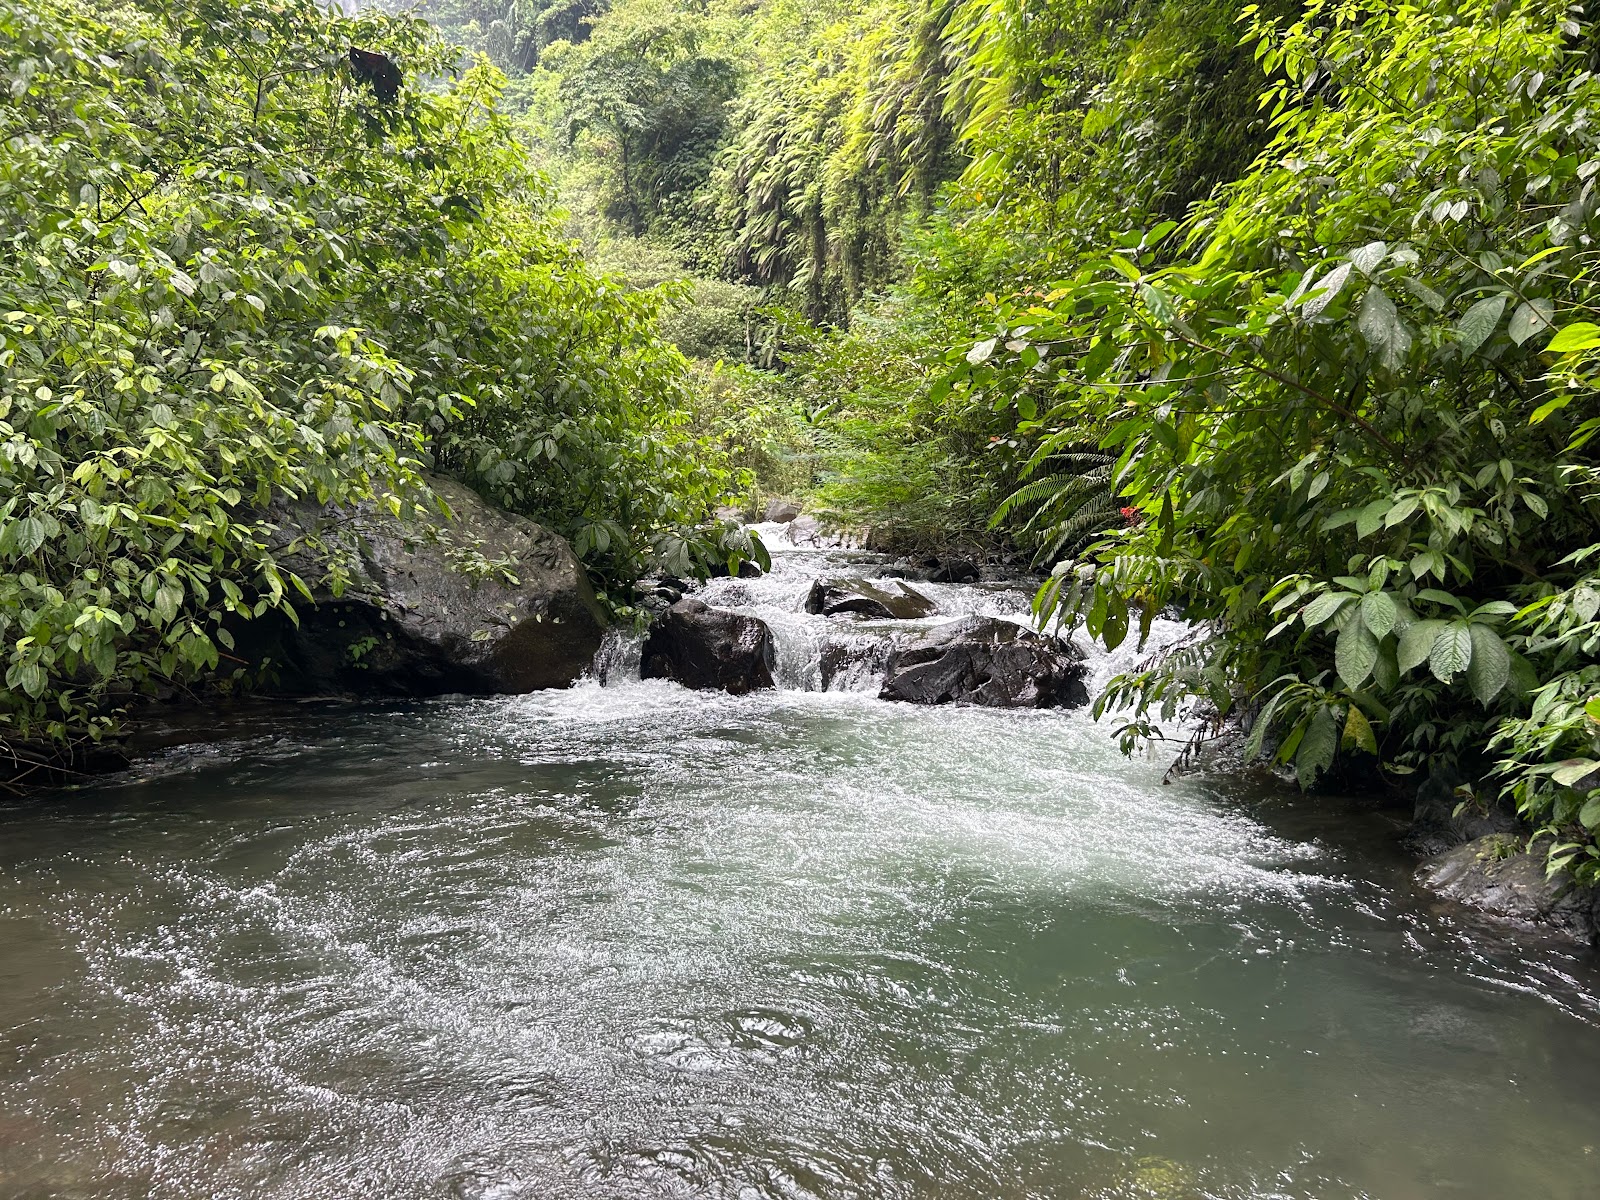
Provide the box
[878,616,1089,709]
[1418,834,1600,945]
[641,598,776,694]
[927,557,981,584]
[805,578,935,620]
[818,636,894,691]
[256,475,605,696]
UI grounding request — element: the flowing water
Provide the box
[3,529,1599,1200]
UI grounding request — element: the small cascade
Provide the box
[591,520,1147,696]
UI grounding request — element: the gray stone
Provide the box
[641,598,775,694]
[805,578,936,620]
[878,616,1089,709]
[818,636,894,691]
[763,498,802,523]
[1418,834,1600,945]
[257,475,604,695]
[786,515,824,546]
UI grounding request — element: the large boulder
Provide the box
[256,475,605,695]
[1418,834,1600,945]
[763,498,803,523]
[641,598,776,694]
[878,616,1089,709]
[805,578,935,620]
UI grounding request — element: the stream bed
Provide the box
[2,529,1599,1200]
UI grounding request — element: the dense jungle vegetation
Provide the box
[0,0,753,772]
[398,0,1600,877]
[4,0,1600,884]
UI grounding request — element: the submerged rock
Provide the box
[1418,834,1600,945]
[786,515,824,546]
[879,616,1088,709]
[805,578,935,620]
[256,475,605,696]
[641,598,776,694]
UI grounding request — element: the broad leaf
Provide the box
[1466,624,1510,704]
[1336,619,1380,689]
[1397,620,1446,673]
[1295,706,1339,788]
[1359,590,1397,638]
[1427,622,1473,682]
[1507,297,1555,345]
[1455,294,1507,357]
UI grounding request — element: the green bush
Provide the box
[0,0,735,765]
[954,0,1600,876]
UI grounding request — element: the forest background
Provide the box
[3,0,1600,880]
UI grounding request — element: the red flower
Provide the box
[1120,506,1143,525]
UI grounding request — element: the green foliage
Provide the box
[955,0,1600,874]
[0,0,735,764]
[545,0,739,233]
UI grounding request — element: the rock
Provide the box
[878,616,1089,709]
[763,498,802,523]
[805,578,936,620]
[927,557,981,583]
[818,636,894,691]
[786,515,824,546]
[640,598,776,694]
[254,475,605,695]
[1406,767,1522,857]
[1418,834,1600,945]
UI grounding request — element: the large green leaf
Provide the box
[1300,591,1354,628]
[1507,297,1555,345]
[1357,286,1410,368]
[1397,619,1446,673]
[1335,619,1380,689]
[1295,706,1339,789]
[1359,590,1397,638]
[1343,704,1377,754]
[1427,622,1473,683]
[1466,623,1510,704]
[1455,294,1507,357]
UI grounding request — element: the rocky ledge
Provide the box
[1419,834,1600,947]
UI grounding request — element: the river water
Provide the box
[2,530,1599,1200]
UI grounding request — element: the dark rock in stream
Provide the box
[641,598,776,694]
[251,474,605,696]
[1419,834,1600,946]
[927,557,981,583]
[879,616,1088,709]
[806,578,936,620]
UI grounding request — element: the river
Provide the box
[2,529,1598,1199]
